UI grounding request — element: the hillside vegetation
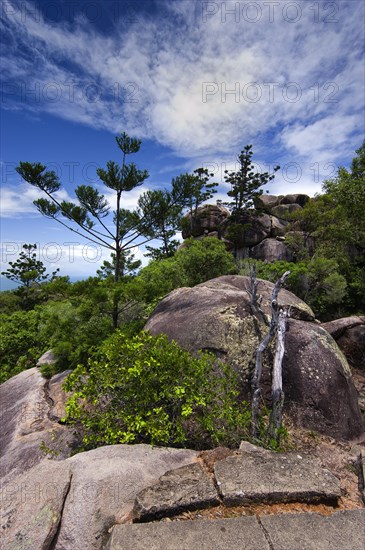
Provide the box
[1,140,364,450]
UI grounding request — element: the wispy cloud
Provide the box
[1,0,364,190]
[0,183,73,218]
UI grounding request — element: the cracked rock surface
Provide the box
[0,368,75,483]
[214,450,341,506]
[1,460,72,550]
[133,463,220,521]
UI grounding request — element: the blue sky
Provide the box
[1,0,364,287]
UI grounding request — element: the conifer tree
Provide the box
[16,133,157,326]
[224,145,279,219]
[1,243,59,307]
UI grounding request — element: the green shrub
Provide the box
[37,300,114,371]
[175,237,236,286]
[137,257,188,304]
[64,330,251,451]
[238,258,347,319]
[0,309,47,383]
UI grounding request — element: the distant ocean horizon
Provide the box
[0,275,91,292]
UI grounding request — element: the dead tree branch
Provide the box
[251,270,290,438]
[248,260,269,327]
[268,307,289,442]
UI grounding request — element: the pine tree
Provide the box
[16,132,161,327]
[1,244,59,307]
[224,145,279,219]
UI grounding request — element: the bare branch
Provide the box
[268,308,289,442]
[251,270,290,438]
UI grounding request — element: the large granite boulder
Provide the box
[0,368,76,483]
[146,275,314,385]
[145,276,364,440]
[322,316,365,371]
[1,460,72,550]
[283,320,363,439]
[182,204,230,238]
[250,238,293,262]
[36,349,58,368]
[254,194,280,212]
[270,216,288,237]
[280,193,310,207]
[271,203,302,219]
[52,445,197,549]
[222,212,272,247]
[254,193,309,212]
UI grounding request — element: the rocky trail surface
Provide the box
[1,368,364,549]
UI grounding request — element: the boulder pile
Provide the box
[181,194,311,262]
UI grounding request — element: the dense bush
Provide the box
[176,237,236,286]
[239,258,348,319]
[0,309,47,383]
[64,330,252,451]
[37,300,114,374]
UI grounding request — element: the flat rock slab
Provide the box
[260,510,365,550]
[133,463,220,521]
[214,451,341,505]
[107,516,269,550]
[53,444,197,550]
[1,460,71,550]
[106,510,365,550]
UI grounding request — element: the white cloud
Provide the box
[1,0,364,194]
[0,183,73,218]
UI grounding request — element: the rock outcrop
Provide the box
[181,204,230,239]
[145,276,364,440]
[0,368,75,483]
[36,349,58,368]
[322,316,365,371]
[251,238,293,262]
[181,193,311,263]
[1,460,72,549]
[1,350,364,548]
[106,511,365,550]
[283,320,362,439]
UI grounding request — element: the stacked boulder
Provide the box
[182,194,310,262]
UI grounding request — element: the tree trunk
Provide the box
[112,246,121,329]
[268,308,288,442]
[251,271,290,438]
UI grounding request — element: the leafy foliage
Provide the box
[239,258,347,318]
[289,140,365,315]
[0,309,46,383]
[175,238,236,286]
[136,237,236,306]
[37,299,114,372]
[64,330,252,450]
